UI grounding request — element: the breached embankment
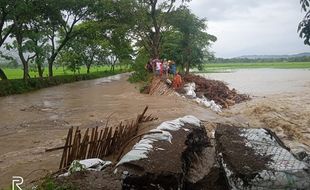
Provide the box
[55,116,310,190]
[145,74,250,112]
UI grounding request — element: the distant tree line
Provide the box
[210,56,310,64]
[0,0,216,80]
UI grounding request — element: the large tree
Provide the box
[58,21,110,74]
[0,0,17,79]
[8,0,41,79]
[130,0,190,59]
[166,6,216,73]
[299,0,310,45]
[45,0,93,77]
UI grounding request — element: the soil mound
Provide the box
[183,74,250,108]
[53,118,310,190]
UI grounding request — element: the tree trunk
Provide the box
[48,61,53,77]
[16,34,30,80]
[110,64,115,72]
[48,36,70,77]
[0,68,7,80]
[37,63,43,78]
[185,62,190,74]
[150,1,161,59]
[23,62,29,79]
[86,65,90,74]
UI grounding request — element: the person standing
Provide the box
[173,72,182,89]
[145,59,153,73]
[155,59,161,76]
[170,60,177,76]
[163,59,169,77]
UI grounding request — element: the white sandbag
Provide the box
[184,83,196,98]
[59,158,112,177]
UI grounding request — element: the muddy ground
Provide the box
[0,71,309,188]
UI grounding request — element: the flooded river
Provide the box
[0,69,309,188]
[200,69,310,96]
[0,73,218,188]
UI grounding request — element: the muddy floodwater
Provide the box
[0,73,219,188]
[201,68,310,153]
[200,69,310,96]
[0,69,309,188]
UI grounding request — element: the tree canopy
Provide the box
[0,0,216,80]
[299,0,310,45]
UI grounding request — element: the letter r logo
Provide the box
[12,176,23,190]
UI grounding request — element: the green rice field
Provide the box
[2,66,118,79]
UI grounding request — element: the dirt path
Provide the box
[0,73,220,188]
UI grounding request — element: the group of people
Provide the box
[145,58,182,89]
[145,58,177,77]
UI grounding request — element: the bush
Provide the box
[128,51,151,83]
[35,177,76,190]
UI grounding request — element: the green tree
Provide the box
[45,0,93,77]
[130,0,191,59]
[0,0,17,79]
[166,6,216,73]
[8,0,42,79]
[299,0,310,45]
[107,26,133,71]
[0,0,16,47]
[58,21,110,74]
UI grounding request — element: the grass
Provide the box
[0,67,130,96]
[34,177,77,190]
[2,66,116,79]
[202,62,310,73]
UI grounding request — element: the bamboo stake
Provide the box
[59,127,73,169]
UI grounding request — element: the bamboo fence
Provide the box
[46,106,157,169]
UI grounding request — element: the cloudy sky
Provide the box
[188,0,309,58]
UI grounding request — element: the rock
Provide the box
[116,116,210,190]
[215,124,310,190]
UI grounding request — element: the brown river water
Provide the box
[0,70,309,188]
[0,73,220,188]
[201,69,310,152]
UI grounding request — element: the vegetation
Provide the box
[127,1,216,81]
[2,66,125,79]
[0,0,134,80]
[166,6,216,73]
[0,0,215,84]
[34,176,76,190]
[299,0,310,45]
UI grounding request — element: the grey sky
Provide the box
[188,0,309,58]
